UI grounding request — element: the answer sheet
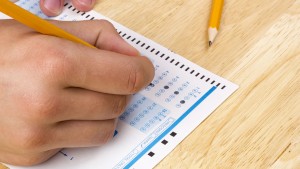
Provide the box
[1,0,238,168]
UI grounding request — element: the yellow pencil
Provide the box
[0,0,95,48]
[208,0,224,47]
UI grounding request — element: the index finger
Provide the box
[52,20,140,56]
[41,21,154,94]
[66,45,154,94]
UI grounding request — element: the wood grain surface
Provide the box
[1,0,299,168]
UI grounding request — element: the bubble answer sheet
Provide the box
[0,0,238,168]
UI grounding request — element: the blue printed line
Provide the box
[124,86,216,169]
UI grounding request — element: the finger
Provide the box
[53,120,117,148]
[0,149,59,166]
[52,20,140,56]
[41,34,154,94]
[40,0,64,16]
[72,0,96,12]
[53,88,128,122]
[65,46,154,94]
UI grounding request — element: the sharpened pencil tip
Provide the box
[208,41,212,47]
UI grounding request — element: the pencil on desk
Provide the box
[0,0,95,48]
[208,0,224,47]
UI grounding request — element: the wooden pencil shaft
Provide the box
[209,0,224,29]
[0,0,95,48]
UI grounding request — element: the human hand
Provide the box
[0,19,154,166]
[40,0,97,16]
[11,0,96,16]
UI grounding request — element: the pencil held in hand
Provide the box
[208,0,224,47]
[0,0,95,48]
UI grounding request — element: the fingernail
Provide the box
[77,0,93,6]
[44,0,62,15]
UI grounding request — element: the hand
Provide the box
[0,19,154,166]
[40,0,97,16]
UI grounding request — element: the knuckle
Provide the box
[21,93,59,122]
[14,127,47,152]
[23,37,75,82]
[16,155,47,166]
[101,132,114,145]
[4,152,54,166]
[111,96,127,118]
[98,120,116,144]
[126,62,147,93]
[39,52,73,81]
[94,19,114,30]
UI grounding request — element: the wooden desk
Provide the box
[1,0,299,168]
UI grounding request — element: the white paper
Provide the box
[1,0,238,168]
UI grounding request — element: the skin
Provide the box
[39,0,97,16]
[0,19,154,166]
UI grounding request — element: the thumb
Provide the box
[72,0,96,12]
[52,20,140,56]
[40,0,64,17]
